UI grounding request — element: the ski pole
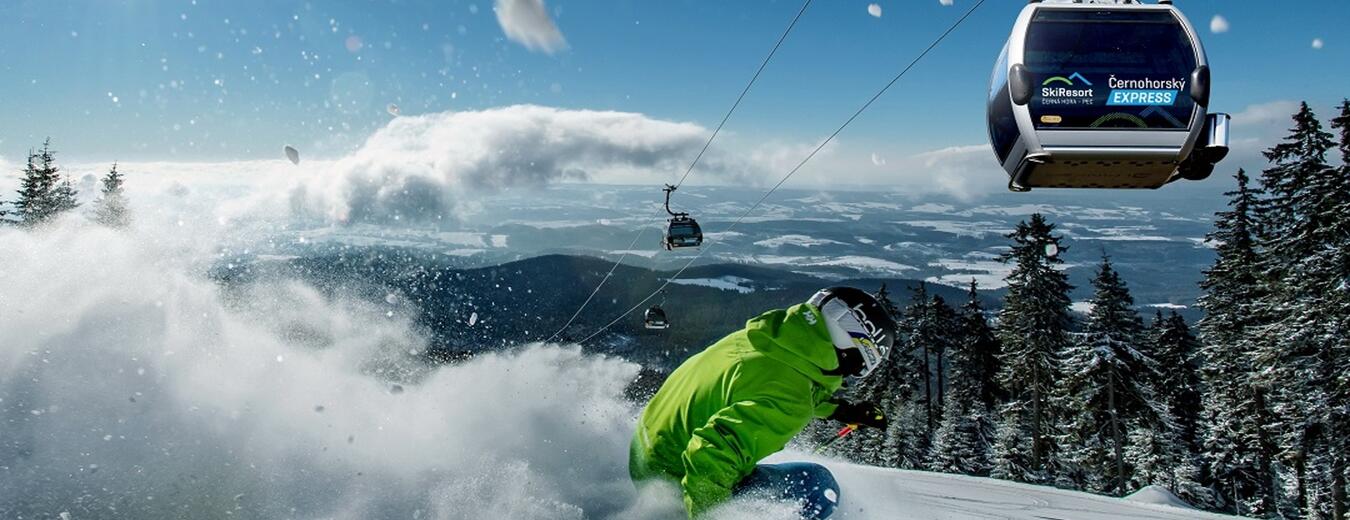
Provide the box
[813,424,858,455]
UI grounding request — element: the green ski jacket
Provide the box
[629,303,844,517]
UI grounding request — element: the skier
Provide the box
[629,286,897,519]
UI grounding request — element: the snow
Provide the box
[927,258,1014,290]
[609,249,660,258]
[753,234,848,248]
[1072,301,1095,314]
[740,455,1236,520]
[1147,303,1189,310]
[1081,227,1175,241]
[899,220,1013,238]
[909,202,954,213]
[813,256,918,275]
[928,253,1015,287]
[703,231,745,241]
[668,276,756,294]
[1124,484,1198,510]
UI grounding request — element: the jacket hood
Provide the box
[743,303,844,388]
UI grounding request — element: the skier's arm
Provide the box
[813,398,839,418]
[680,381,814,517]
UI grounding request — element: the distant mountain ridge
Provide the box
[229,251,985,371]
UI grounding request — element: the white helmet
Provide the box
[807,287,898,378]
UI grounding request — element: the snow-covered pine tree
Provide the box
[1325,99,1350,520]
[1151,311,1202,453]
[1129,311,1210,506]
[903,283,938,436]
[1197,168,1281,517]
[831,284,925,467]
[867,283,945,468]
[1057,256,1155,496]
[992,213,1072,484]
[15,144,56,224]
[930,295,960,426]
[1251,102,1339,517]
[92,163,130,228]
[881,398,930,469]
[927,280,1001,476]
[14,139,78,226]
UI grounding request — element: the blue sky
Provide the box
[1,0,1346,181]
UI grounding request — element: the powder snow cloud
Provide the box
[495,0,567,53]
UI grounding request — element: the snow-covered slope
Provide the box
[807,460,1239,520]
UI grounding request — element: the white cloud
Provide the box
[870,152,886,166]
[1312,38,1325,50]
[494,0,567,54]
[909,144,1006,200]
[778,140,1005,200]
[285,105,751,223]
[1209,15,1229,34]
[1231,99,1300,128]
[1219,99,1304,177]
[939,0,954,5]
[868,4,882,18]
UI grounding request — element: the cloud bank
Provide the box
[286,105,725,223]
[495,0,567,53]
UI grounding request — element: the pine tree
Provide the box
[1325,99,1350,520]
[1151,312,1203,453]
[832,284,926,468]
[1131,311,1210,506]
[992,213,1072,483]
[931,295,960,423]
[881,399,930,469]
[903,283,938,436]
[927,280,1001,476]
[92,162,130,228]
[1251,102,1339,516]
[15,146,55,224]
[1197,168,1280,516]
[1058,257,1154,495]
[14,138,78,226]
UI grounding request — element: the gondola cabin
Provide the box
[644,306,670,330]
[988,0,1230,191]
[663,215,703,250]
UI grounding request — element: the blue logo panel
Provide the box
[1107,89,1179,106]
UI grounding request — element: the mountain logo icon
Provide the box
[1042,72,1093,87]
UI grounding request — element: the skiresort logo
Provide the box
[1106,75,1186,106]
[1042,72,1092,87]
[1040,72,1094,105]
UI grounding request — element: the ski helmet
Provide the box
[807,286,897,378]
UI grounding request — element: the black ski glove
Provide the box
[828,400,888,430]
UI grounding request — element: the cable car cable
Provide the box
[542,0,814,343]
[574,0,988,344]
